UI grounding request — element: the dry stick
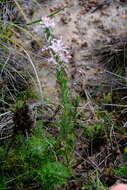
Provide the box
[91,0,111,13]
[104,70,127,80]
[1,55,10,75]
[102,103,127,108]
[113,175,127,182]
[0,111,12,118]
[23,49,44,104]
[85,89,97,120]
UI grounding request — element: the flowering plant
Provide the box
[40,15,76,165]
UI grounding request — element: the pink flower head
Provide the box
[40,17,55,28]
[42,35,71,64]
[48,37,71,63]
[48,37,65,53]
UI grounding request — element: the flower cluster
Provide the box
[40,17,55,29]
[41,17,71,64]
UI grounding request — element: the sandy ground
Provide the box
[31,0,127,101]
